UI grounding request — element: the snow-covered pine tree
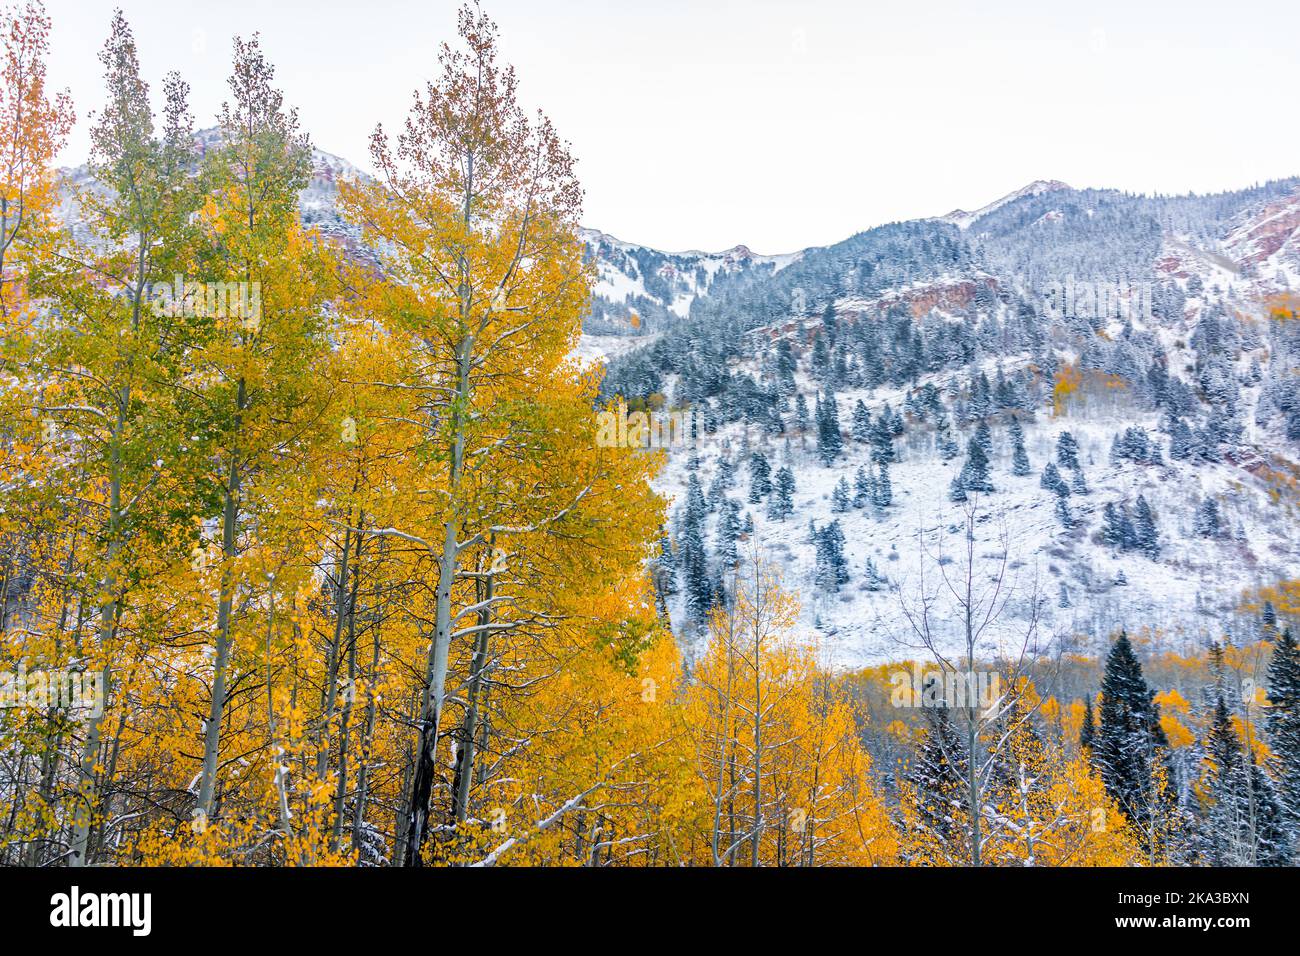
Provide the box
[1080,696,1096,754]
[680,504,712,622]
[872,460,893,510]
[831,476,851,513]
[1168,417,1196,460]
[768,466,796,521]
[902,698,971,865]
[852,399,871,444]
[853,465,873,508]
[1040,462,1069,497]
[1193,497,1221,538]
[795,393,810,432]
[1262,600,1278,639]
[716,498,741,565]
[816,392,843,465]
[1196,691,1290,865]
[1199,694,1249,865]
[1095,631,1176,857]
[1101,502,1136,550]
[1010,418,1031,476]
[869,405,895,463]
[959,436,993,493]
[814,520,850,592]
[1134,495,1160,559]
[936,414,960,461]
[1057,430,1080,470]
[748,451,772,502]
[657,532,678,595]
[1266,628,1300,856]
[1054,495,1075,531]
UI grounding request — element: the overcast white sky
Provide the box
[44,0,1300,253]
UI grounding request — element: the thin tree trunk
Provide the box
[452,558,493,824]
[197,394,244,821]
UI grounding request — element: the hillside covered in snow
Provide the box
[593,178,1300,667]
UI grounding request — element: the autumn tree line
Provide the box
[0,1,1298,867]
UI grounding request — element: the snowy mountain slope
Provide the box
[939,179,1072,231]
[578,227,803,339]
[605,177,1300,668]
[660,356,1300,669]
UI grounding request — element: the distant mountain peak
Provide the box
[940,179,1073,230]
[580,228,779,262]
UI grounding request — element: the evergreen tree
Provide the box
[716,498,741,565]
[869,405,895,463]
[748,451,772,503]
[1193,498,1221,538]
[959,436,993,493]
[1101,502,1136,550]
[1010,418,1031,476]
[1262,600,1278,639]
[1095,631,1174,854]
[1266,628,1300,854]
[1080,697,1096,754]
[774,338,797,394]
[1040,462,1069,497]
[814,519,850,592]
[1249,759,1293,865]
[1070,467,1089,496]
[1057,431,1080,470]
[657,532,678,595]
[872,460,892,510]
[706,468,727,512]
[1054,495,1075,531]
[680,503,712,622]
[853,465,873,508]
[810,333,830,381]
[1197,692,1289,865]
[1168,417,1196,460]
[903,698,971,864]
[1200,694,1246,865]
[768,466,795,521]
[936,415,960,461]
[831,475,851,513]
[1133,495,1160,559]
[816,392,843,465]
[685,472,707,525]
[851,400,872,444]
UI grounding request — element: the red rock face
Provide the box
[1155,187,1300,292]
[1226,191,1300,271]
[870,277,998,319]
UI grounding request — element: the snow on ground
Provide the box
[575,332,660,368]
[656,357,1300,670]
